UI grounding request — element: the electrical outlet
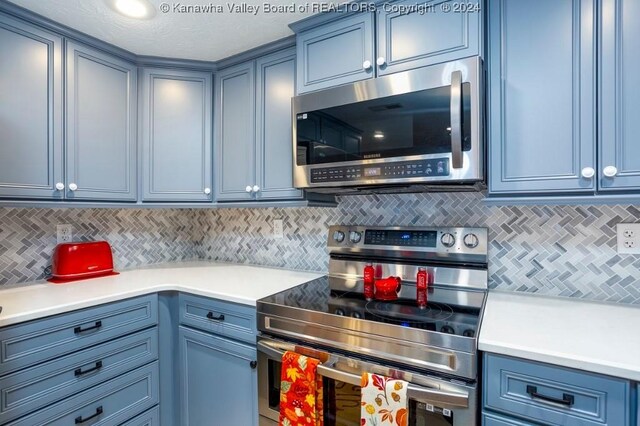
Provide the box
[617,223,640,254]
[273,219,284,239]
[56,224,73,243]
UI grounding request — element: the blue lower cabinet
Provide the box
[7,361,159,425]
[178,292,257,344]
[0,294,158,374]
[483,412,535,426]
[179,325,258,426]
[484,353,632,426]
[120,406,160,426]
[0,328,158,424]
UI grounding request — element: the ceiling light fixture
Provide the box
[373,131,385,139]
[109,0,155,19]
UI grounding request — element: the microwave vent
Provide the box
[368,103,403,112]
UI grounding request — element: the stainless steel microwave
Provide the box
[292,56,484,193]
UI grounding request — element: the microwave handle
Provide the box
[256,340,469,408]
[450,70,463,169]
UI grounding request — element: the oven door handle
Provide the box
[257,341,469,408]
[450,70,463,169]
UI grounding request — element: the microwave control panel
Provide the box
[310,158,450,183]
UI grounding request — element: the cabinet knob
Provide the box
[250,360,257,369]
[252,185,260,193]
[376,57,386,67]
[581,167,595,179]
[362,60,372,70]
[68,183,78,191]
[245,185,253,193]
[55,182,65,191]
[603,166,618,178]
[204,187,211,195]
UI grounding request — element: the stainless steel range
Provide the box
[257,225,488,426]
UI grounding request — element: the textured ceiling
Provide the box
[7,0,325,61]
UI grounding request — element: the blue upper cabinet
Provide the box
[255,49,303,200]
[141,68,213,202]
[66,41,137,201]
[0,14,63,199]
[599,0,640,192]
[376,0,481,76]
[296,13,375,94]
[488,0,596,195]
[215,48,303,202]
[214,62,256,201]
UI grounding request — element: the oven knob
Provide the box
[335,309,345,316]
[352,312,362,319]
[463,329,475,338]
[440,325,455,334]
[349,231,362,243]
[333,230,345,243]
[440,233,456,248]
[463,233,479,248]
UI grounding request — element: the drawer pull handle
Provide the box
[75,406,103,424]
[74,321,102,334]
[206,312,225,321]
[74,360,103,377]
[526,385,575,407]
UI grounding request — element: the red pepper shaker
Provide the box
[363,262,374,301]
[416,267,428,309]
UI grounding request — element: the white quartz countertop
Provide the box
[0,262,322,328]
[479,290,640,381]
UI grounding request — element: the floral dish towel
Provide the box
[360,373,408,426]
[279,350,324,426]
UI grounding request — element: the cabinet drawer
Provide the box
[0,327,158,424]
[178,293,256,344]
[120,406,159,426]
[483,412,535,426]
[0,294,158,374]
[7,361,159,425]
[484,354,631,425]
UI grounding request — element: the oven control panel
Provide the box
[310,158,449,183]
[328,225,488,263]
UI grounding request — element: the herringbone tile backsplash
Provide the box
[0,208,200,284]
[2,192,640,304]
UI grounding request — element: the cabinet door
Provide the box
[256,49,303,200]
[0,14,63,199]
[141,68,212,201]
[214,62,256,201]
[179,326,258,426]
[376,0,481,76]
[66,41,137,201]
[296,13,375,94]
[599,0,640,191]
[488,0,596,194]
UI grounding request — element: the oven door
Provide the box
[292,56,483,189]
[257,337,478,426]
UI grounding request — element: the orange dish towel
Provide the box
[279,351,324,426]
[360,373,408,426]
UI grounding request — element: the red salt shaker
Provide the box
[416,267,428,309]
[363,262,374,301]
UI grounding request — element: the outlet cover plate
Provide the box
[56,224,73,244]
[616,223,640,254]
[273,219,284,239]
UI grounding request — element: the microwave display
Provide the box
[295,84,471,166]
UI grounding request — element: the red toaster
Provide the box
[48,241,119,283]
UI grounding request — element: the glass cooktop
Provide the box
[260,276,484,338]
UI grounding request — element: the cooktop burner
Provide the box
[262,276,483,338]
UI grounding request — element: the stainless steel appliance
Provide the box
[292,56,484,194]
[257,225,489,425]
